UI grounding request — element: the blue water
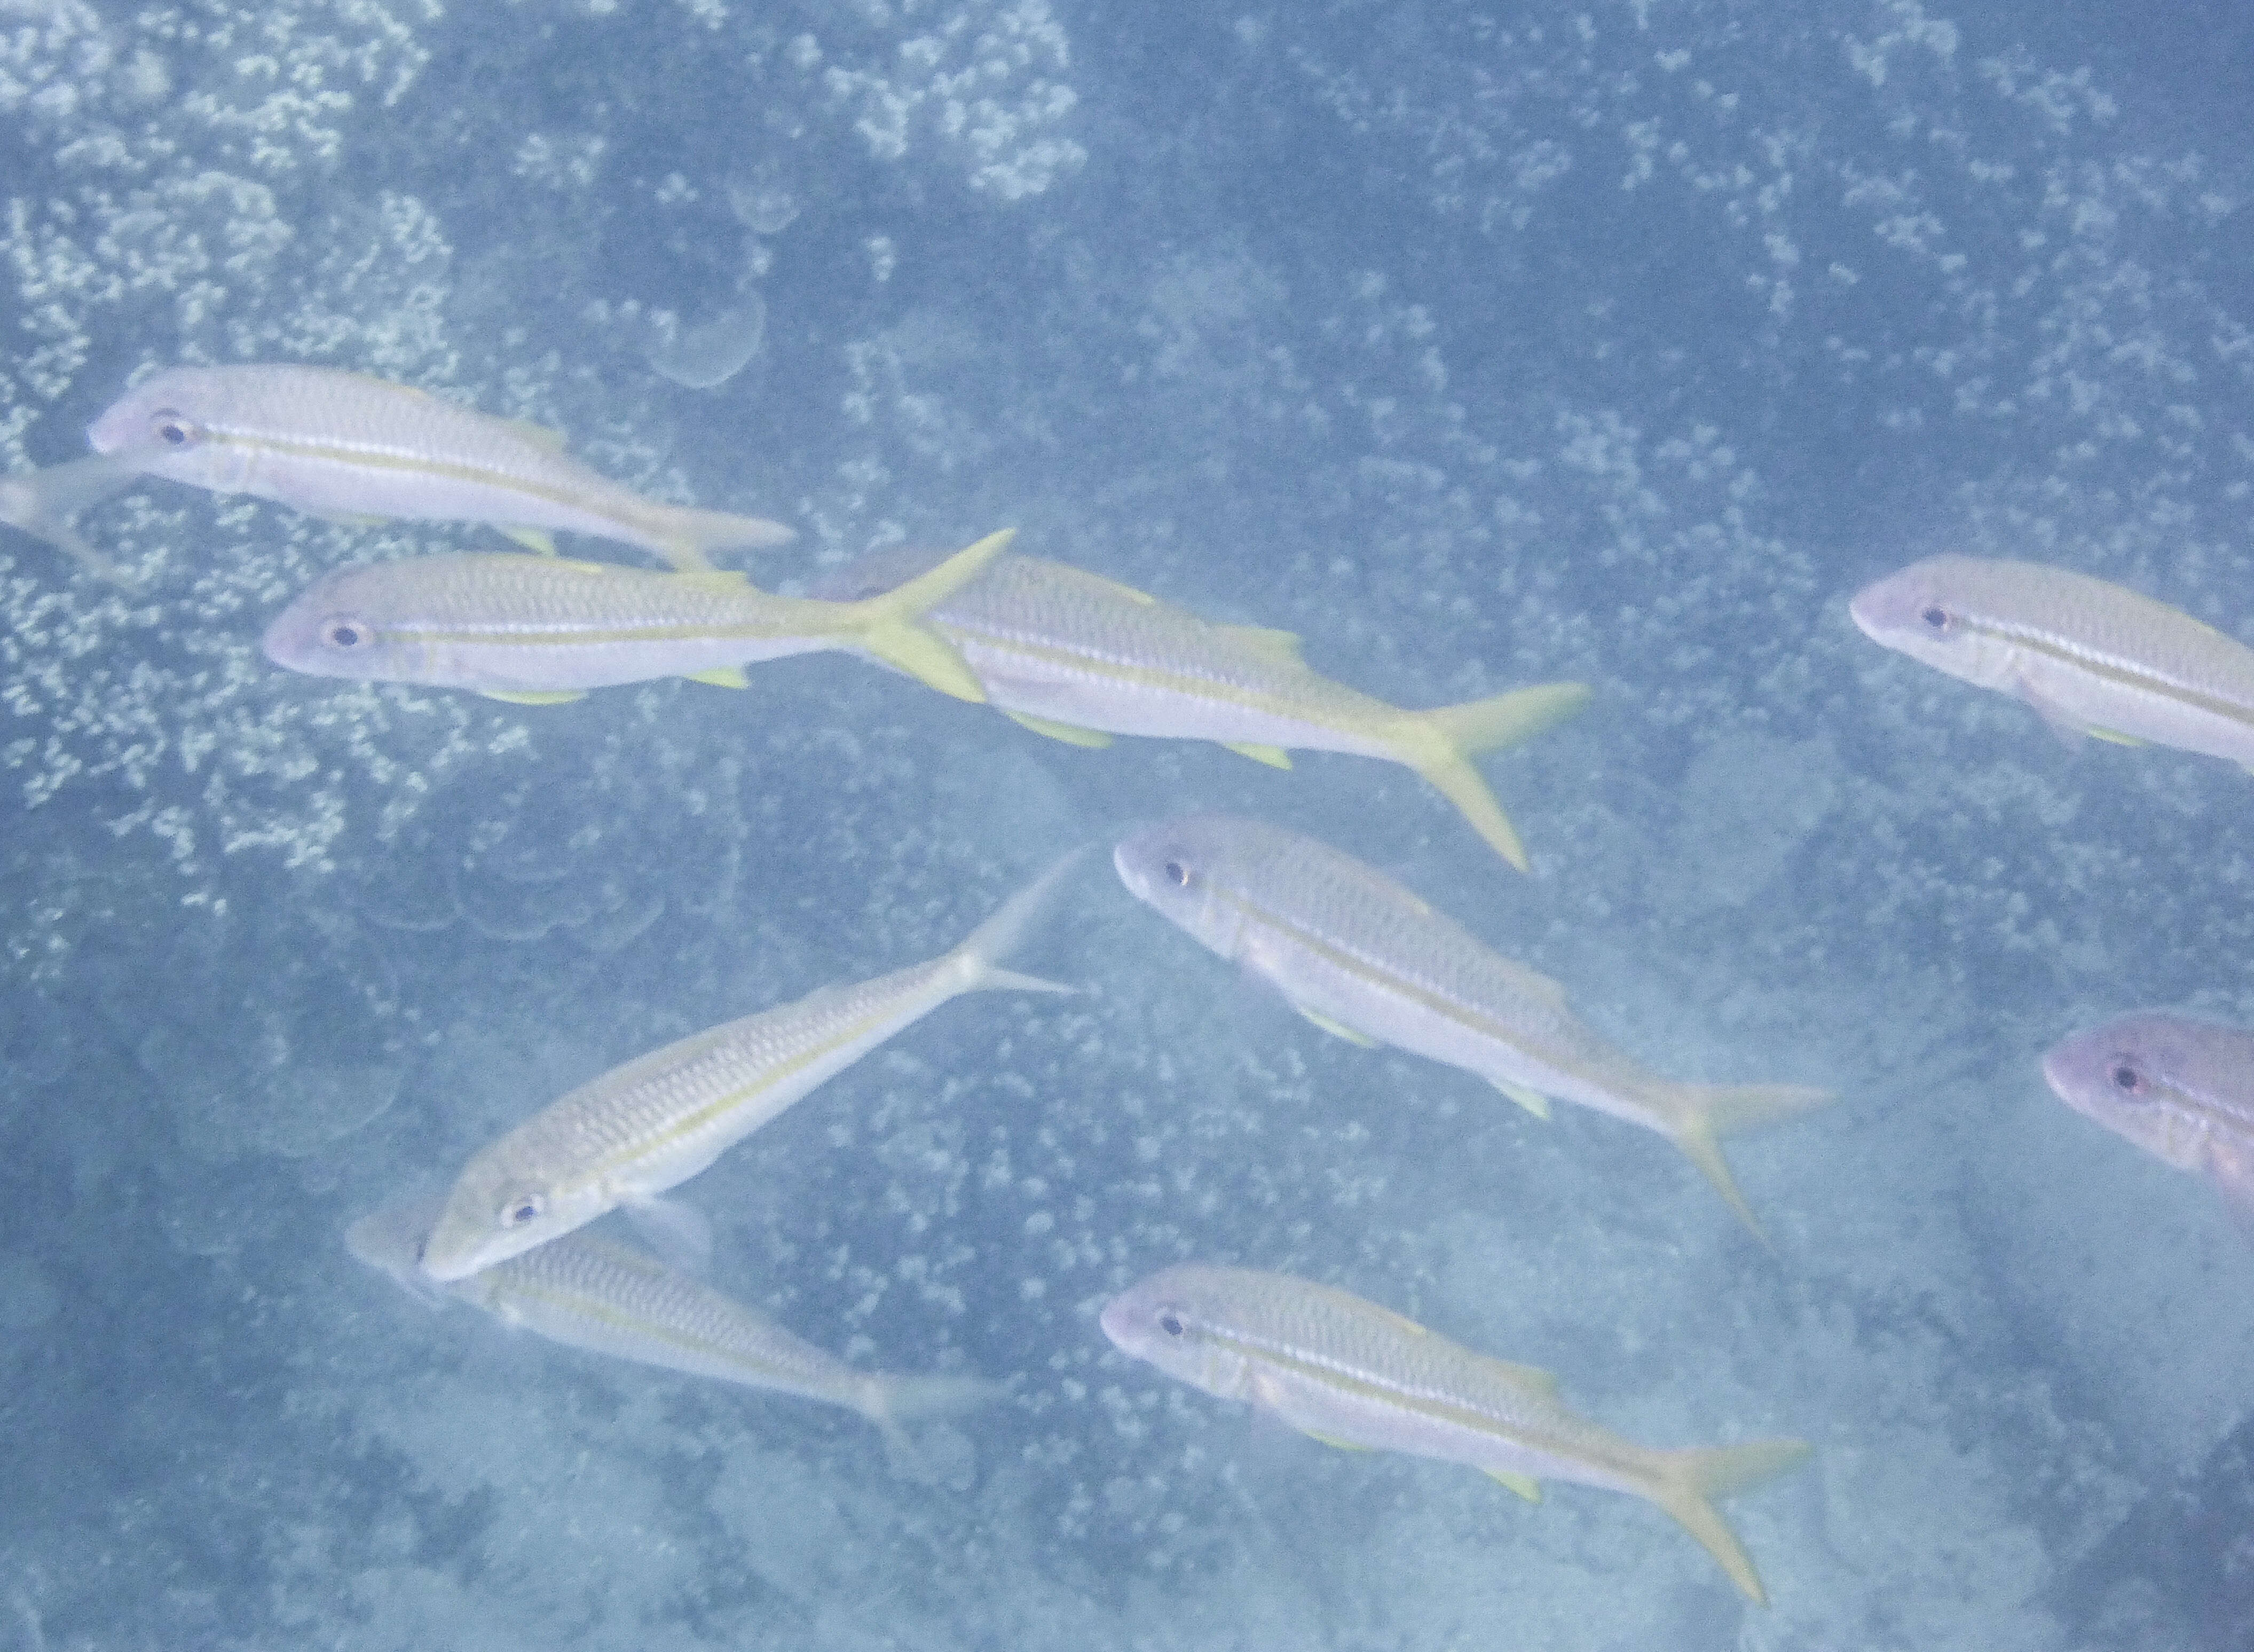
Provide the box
[3,1,2252,1646]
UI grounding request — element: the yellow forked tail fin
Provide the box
[844,529,1014,703]
[1648,1439,1813,1606]
[1394,683,1591,871]
[1663,1083,1834,1241]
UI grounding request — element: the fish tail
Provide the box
[950,848,1086,995]
[1648,1438,1814,1606]
[1661,1083,1834,1241]
[1393,684,1591,872]
[864,1374,1004,1484]
[651,505,798,571]
[842,529,1013,703]
[0,473,121,580]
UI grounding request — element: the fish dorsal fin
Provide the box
[685,666,751,689]
[1485,1357,1560,1401]
[480,689,587,705]
[1004,710,1114,748]
[1302,1430,1373,1452]
[1487,1469,1543,1502]
[1067,568,1160,607]
[1219,625,1306,666]
[314,510,389,528]
[501,526,558,556]
[1223,741,1294,769]
[1492,1080,1551,1121]
[505,417,570,453]
[1295,1003,1379,1048]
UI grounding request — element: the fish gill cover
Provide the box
[0,0,2251,1647]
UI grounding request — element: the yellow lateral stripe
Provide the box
[377,618,821,648]
[201,428,647,526]
[1211,882,1580,1074]
[1965,614,2254,726]
[503,1280,814,1383]
[1193,1318,1645,1481]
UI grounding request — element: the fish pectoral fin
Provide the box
[1492,1080,1552,1121]
[1217,625,1307,666]
[1294,1004,1379,1048]
[2086,726,2146,747]
[1496,960,1571,1009]
[1003,710,1114,748]
[624,1195,713,1277]
[479,689,588,705]
[685,666,752,689]
[2015,677,2087,749]
[1486,1469,1542,1503]
[505,417,570,453]
[500,525,559,556]
[1302,1430,1373,1452]
[1223,741,1294,769]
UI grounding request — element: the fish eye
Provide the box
[1164,861,1191,888]
[148,408,198,446]
[1159,1312,1184,1337]
[2110,1063,2146,1096]
[499,1191,546,1229]
[324,619,365,649]
[1919,605,1950,632]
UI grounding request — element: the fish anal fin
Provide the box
[1295,1004,1378,1047]
[1004,710,1114,748]
[686,666,752,689]
[1218,625,1306,666]
[1303,1430,1374,1453]
[1493,1080,1552,1121]
[480,689,587,706]
[500,525,558,556]
[1486,1469,1542,1502]
[1224,741,1294,769]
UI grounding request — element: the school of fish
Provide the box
[11,349,2240,1614]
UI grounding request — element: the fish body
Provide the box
[419,856,1077,1281]
[259,530,1016,704]
[86,365,793,570]
[2042,1011,2254,1227]
[1101,1264,1810,1604]
[1850,555,2254,765]
[814,545,1590,871]
[349,1196,994,1445]
[1113,814,1830,1231]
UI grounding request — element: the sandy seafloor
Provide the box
[4,0,2254,1647]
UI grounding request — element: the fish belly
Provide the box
[420,631,824,693]
[963,641,1372,754]
[2016,654,2254,764]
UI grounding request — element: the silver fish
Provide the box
[87,364,793,570]
[813,544,1589,871]
[1102,1263,1810,1604]
[0,451,154,577]
[1113,813,1830,1233]
[259,530,1015,706]
[2042,1011,2254,1231]
[420,854,1079,1281]
[350,1194,996,1452]
[1850,555,2254,766]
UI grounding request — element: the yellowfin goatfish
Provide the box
[0,451,154,577]
[350,1194,997,1453]
[1850,555,2254,766]
[86,364,794,570]
[1102,1264,1811,1604]
[1113,814,1830,1233]
[812,545,1589,871]
[259,530,1016,706]
[2043,1012,2254,1234]
[420,854,1079,1282]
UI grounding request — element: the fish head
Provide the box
[1848,556,2020,690]
[1112,815,1259,961]
[86,368,231,481]
[1100,1264,1257,1401]
[261,565,433,682]
[345,1193,456,1303]
[419,1150,605,1283]
[2042,1011,2251,1176]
